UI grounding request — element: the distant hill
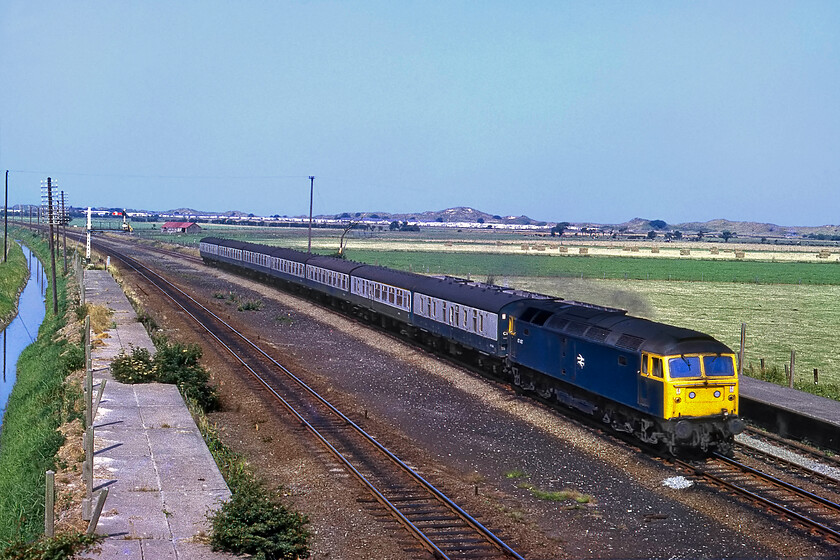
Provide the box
[609,217,840,237]
[333,206,546,226]
[111,205,838,237]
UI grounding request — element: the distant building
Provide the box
[161,221,201,234]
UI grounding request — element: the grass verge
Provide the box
[0,228,97,558]
[0,242,28,326]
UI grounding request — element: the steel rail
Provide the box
[743,427,840,471]
[104,243,525,559]
[736,439,840,486]
[676,456,840,542]
[712,452,840,514]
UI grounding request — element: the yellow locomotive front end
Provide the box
[662,353,739,420]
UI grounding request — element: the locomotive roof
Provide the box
[512,298,732,356]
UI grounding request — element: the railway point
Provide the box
[82,269,234,559]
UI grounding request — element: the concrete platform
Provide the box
[741,376,840,452]
[82,270,234,559]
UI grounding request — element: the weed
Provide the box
[275,313,293,325]
[517,483,592,504]
[0,532,102,560]
[136,310,159,333]
[504,469,529,479]
[237,299,262,312]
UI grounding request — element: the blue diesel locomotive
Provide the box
[199,237,744,454]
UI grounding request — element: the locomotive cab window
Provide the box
[704,355,735,377]
[651,357,663,378]
[668,356,701,379]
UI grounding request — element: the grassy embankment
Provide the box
[0,242,29,326]
[0,228,88,550]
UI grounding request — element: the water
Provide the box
[0,244,48,434]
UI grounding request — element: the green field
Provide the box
[342,249,840,285]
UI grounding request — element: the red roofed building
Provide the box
[161,222,201,234]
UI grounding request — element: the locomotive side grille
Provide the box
[616,334,645,350]
[585,326,610,342]
[545,317,569,331]
[565,322,588,336]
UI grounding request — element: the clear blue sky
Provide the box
[2,1,838,225]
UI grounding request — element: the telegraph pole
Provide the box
[307,176,315,254]
[61,191,68,274]
[4,170,8,262]
[45,178,58,314]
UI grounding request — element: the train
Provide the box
[199,236,744,455]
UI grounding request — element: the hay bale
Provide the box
[735,250,745,258]
[651,246,660,254]
[710,247,719,255]
[558,246,568,253]
[521,244,529,251]
[631,246,640,252]
[680,249,691,256]
[579,247,589,255]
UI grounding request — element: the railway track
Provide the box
[95,239,525,560]
[673,450,840,544]
[738,427,840,485]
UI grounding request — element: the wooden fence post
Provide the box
[45,470,55,537]
[738,323,746,376]
[85,316,92,427]
[788,350,796,388]
[83,426,93,520]
[86,488,109,535]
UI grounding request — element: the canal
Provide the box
[0,244,48,435]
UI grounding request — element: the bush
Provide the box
[210,478,309,560]
[109,341,219,412]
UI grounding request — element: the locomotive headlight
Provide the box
[714,390,721,398]
[688,391,696,399]
[729,386,735,393]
